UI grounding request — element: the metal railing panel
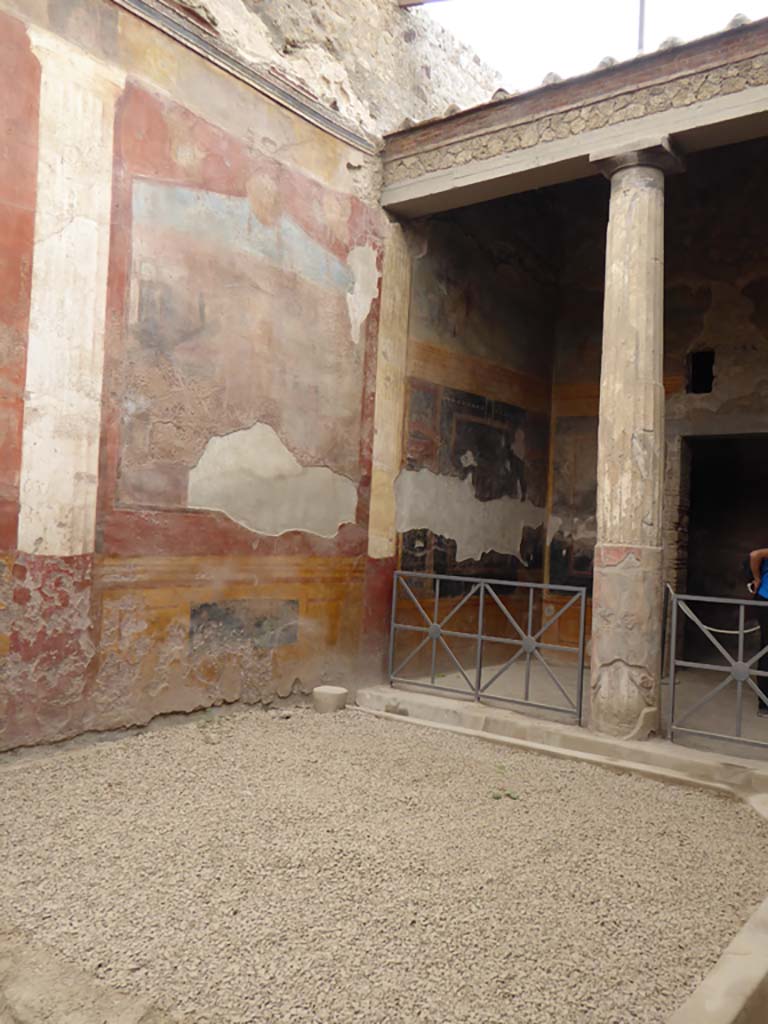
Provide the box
[667,590,768,752]
[389,571,587,721]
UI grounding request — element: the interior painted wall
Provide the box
[398,137,768,612]
[0,0,391,751]
[396,194,560,585]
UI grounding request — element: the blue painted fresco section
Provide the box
[132,180,352,293]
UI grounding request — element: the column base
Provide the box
[590,544,663,740]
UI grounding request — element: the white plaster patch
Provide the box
[511,428,526,462]
[17,30,124,557]
[346,246,380,345]
[546,515,563,545]
[188,423,358,538]
[395,468,546,563]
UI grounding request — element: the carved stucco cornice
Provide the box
[383,21,768,186]
[109,0,379,155]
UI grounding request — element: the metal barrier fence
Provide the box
[389,571,587,721]
[667,592,768,751]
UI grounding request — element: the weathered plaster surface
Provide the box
[0,12,38,550]
[409,200,559,381]
[210,0,499,135]
[0,548,367,751]
[0,553,95,751]
[548,416,598,587]
[0,4,388,751]
[368,222,411,561]
[188,423,358,537]
[396,468,546,564]
[116,131,381,511]
[396,195,555,581]
[346,245,381,346]
[590,545,663,739]
[17,29,124,558]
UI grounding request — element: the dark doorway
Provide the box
[685,435,768,657]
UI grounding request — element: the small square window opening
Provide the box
[687,350,715,394]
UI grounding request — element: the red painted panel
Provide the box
[116,83,249,196]
[99,81,384,560]
[362,555,397,669]
[101,509,368,558]
[0,13,40,551]
[0,553,95,751]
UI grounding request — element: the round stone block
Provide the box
[312,685,349,714]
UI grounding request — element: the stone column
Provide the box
[588,139,682,739]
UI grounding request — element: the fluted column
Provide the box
[589,139,682,739]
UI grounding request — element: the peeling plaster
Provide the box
[395,468,546,563]
[546,515,563,545]
[346,245,379,345]
[188,423,358,537]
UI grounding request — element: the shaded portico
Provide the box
[373,18,768,739]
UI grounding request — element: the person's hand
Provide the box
[750,579,760,595]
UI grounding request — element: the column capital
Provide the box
[590,136,684,178]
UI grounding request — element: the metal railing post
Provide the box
[524,587,533,702]
[576,589,587,726]
[736,602,745,737]
[475,583,485,700]
[430,576,440,686]
[388,573,399,685]
[667,595,678,738]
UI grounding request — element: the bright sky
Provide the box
[428,1,768,92]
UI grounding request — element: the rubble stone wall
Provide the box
[203,0,500,135]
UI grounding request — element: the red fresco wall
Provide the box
[0,8,389,751]
[0,13,39,550]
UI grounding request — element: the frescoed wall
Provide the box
[0,0,385,750]
[395,198,558,586]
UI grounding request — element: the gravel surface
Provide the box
[1,706,767,1024]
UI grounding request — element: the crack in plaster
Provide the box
[187,422,358,537]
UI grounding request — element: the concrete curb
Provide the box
[354,686,768,1024]
[667,898,768,1024]
[355,686,768,798]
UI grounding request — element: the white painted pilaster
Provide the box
[17,30,124,557]
[367,222,411,560]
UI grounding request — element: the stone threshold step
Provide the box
[355,685,768,803]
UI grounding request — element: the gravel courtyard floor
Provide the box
[1,706,767,1024]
